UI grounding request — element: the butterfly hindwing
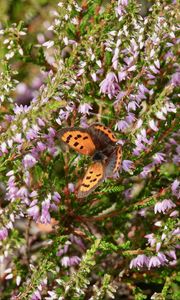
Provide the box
[59,128,96,155]
[78,161,105,198]
[105,145,122,177]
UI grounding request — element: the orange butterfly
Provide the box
[59,123,122,198]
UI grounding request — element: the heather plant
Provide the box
[0,0,179,299]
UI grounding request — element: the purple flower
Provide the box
[27,205,40,221]
[40,198,51,224]
[30,290,41,300]
[115,120,129,132]
[154,199,176,214]
[70,234,85,250]
[166,250,177,260]
[52,192,61,203]
[100,72,120,99]
[148,256,161,269]
[171,179,180,198]
[157,252,168,265]
[118,71,127,81]
[145,233,156,247]
[61,255,81,267]
[122,160,134,172]
[127,101,139,111]
[57,242,70,257]
[130,254,149,269]
[149,119,158,132]
[68,183,75,192]
[23,154,37,169]
[37,142,46,152]
[171,72,180,86]
[0,227,8,240]
[1,142,8,154]
[156,242,162,252]
[149,65,160,74]
[153,152,165,164]
[140,164,153,178]
[78,103,92,115]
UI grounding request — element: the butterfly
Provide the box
[59,123,122,198]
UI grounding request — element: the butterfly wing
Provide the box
[90,123,117,143]
[105,145,122,177]
[78,161,105,198]
[59,128,96,155]
[89,123,117,155]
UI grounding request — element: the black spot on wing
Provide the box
[90,178,97,182]
[83,136,88,140]
[66,134,72,143]
[82,184,90,188]
[74,142,79,147]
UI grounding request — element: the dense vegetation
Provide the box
[0,1,179,299]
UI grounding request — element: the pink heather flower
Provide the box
[156,242,162,252]
[70,234,85,250]
[138,84,149,94]
[78,103,93,115]
[57,242,70,256]
[27,205,40,221]
[166,250,177,260]
[153,152,166,164]
[148,256,161,269]
[171,179,180,198]
[52,192,61,203]
[17,186,28,198]
[13,133,24,143]
[115,91,126,103]
[100,72,120,99]
[37,142,46,152]
[171,71,180,86]
[156,111,166,120]
[140,164,153,178]
[37,118,45,127]
[127,101,139,111]
[1,142,8,153]
[69,256,81,266]
[129,254,149,269]
[40,199,51,224]
[61,255,81,267]
[68,183,75,192]
[23,154,37,169]
[30,290,41,300]
[0,227,8,240]
[172,227,180,235]
[149,65,160,74]
[169,210,179,217]
[115,120,129,132]
[145,233,156,247]
[126,113,136,124]
[154,199,176,214]
[118,70,127,81]
[122,160,134,172]
[157,252,168,264]
[149,119,159,132]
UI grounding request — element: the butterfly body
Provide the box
[59,123,122,198]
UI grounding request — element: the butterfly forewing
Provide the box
[78,161,105,198]
[90,123,117,143]
[59,128,96,155]
[105,145,122,177]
